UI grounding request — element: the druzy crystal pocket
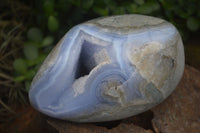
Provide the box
[29,15,185,122]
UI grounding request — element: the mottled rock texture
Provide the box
[49,65,200,133]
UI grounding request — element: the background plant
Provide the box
[13,0,200,90]
[0,0,199,122]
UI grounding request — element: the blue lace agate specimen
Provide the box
[29,15,185,122]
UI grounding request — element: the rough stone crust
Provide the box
[48,65,200,133]
[85,14,168,34]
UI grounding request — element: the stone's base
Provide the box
[47,65,200,133]
[151,65,200,133]
[2,65,198,133]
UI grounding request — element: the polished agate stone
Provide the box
[29,14,185,122]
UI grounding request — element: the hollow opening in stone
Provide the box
[75,40,102,79]
[75,53,90,79]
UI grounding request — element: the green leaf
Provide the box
[126,4,138,13]
[24,41,38,46]
[25,70,36,80]
[48,16,59,32]
[36,54,47,64]
[136,2,160,14]
[27,27,43,43]
[198,10,200,17]
[187,17,200,31]
[24,41,41,48]
[43,0,54,15]
[23,44,39,60]
[26,59,37,67]
[14,76,26,82]
[82,0,93,9]
[25,81,31,92]
[134,0,144,5]
[42,36,54,47]
[93,7,108,16]
[69,0,81,7]
[13,58,27,74]
[113,7,125,15]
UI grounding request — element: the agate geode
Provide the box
[29,14,185,122]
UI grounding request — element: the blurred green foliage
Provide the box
[13,0,200,92]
